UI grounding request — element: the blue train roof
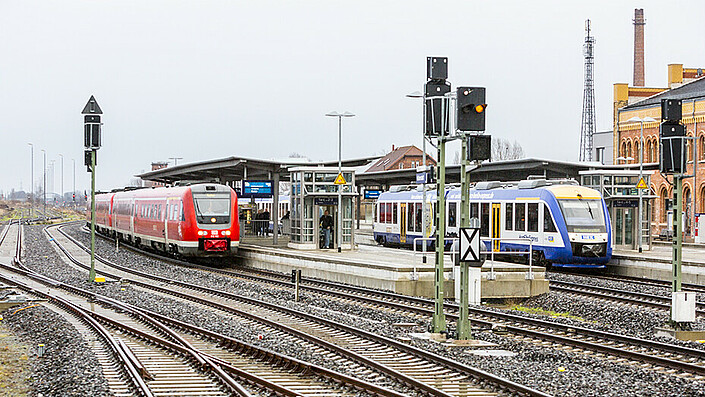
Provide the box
[377,184,602,202]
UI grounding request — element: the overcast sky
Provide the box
[2,1,704,194]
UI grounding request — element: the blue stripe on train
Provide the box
[374,231,608,267]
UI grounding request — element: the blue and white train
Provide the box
[373,179,612,268]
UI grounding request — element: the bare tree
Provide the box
[452,150,461,165]
[492,138,525,161]
[289,152,306,158]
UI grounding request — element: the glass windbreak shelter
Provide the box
[288,167,357,250]
[580,170,655,250]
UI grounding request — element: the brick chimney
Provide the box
[633,8,645,86]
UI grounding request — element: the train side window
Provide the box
[180,202,185,221]
[415,203,422,232]
[448,202,457,228]
[505,203,513,231]
[543,204,557,233]
[480,203,490,237]
[380,203,386,223]
[470,202,479,222]
[528,203,539,232]
[374,203,378,223]
[407,203,414,232]
[515,203,526,231]
[392,203,398,224]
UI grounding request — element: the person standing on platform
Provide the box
[320,210,333,249]
[262,208,270,237]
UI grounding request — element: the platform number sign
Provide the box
[459,227,481,265]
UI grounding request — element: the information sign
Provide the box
[364,190,381,199]
[240,180,273,198]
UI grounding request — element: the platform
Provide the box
[236,235,548,300]
[611,244,705,285]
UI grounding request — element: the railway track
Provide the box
[53,222,548,397]
[92,235,705,381]
[6,222,416,397]
[553,270,705,296]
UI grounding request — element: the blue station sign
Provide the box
[416,172,427,184]
[364,190,381,199]
[240,180,273,198]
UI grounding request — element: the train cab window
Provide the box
[543,204,557,233]
[480,203,489,237]
[448,202,457,228]
[392,203,398,224]
[528,203,539,232]
[515,203,526,231]
[407,203,414,232]
[505,203,513,231]
[374,203,378,223]
[180,202,185,221]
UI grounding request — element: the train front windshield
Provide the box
[193,195,231,224]
[558,199,606,233]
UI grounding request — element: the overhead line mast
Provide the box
[579,19,596,162]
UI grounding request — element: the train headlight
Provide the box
[198,230,207,236]
[223,230,231,236]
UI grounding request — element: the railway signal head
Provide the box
[457,87,486,131]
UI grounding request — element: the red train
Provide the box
[87,183,240,257]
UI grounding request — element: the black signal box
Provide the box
[457,87,486,131]
[661,99,682,122]
[468,134,491,162]
[660,123,685,137]
[426,57,448,80]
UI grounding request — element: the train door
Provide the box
[130,199,135,237]
[162,201,168,246]
[400,203,407,243]
[492,203,501,251]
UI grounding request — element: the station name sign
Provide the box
[364,190,381,199]
[240,180,273,198]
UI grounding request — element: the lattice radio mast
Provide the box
[579,19,596,162]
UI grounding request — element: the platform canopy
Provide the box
[136,155,380,185]
[355,157,653,188]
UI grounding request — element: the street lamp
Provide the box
[325,111,355,253]
[72,158,76,209]
[28,143,33,218]
[59,153,64,207]
[169,157,183,166]
[628,116,656,253]
[41,149,46,219]
[406,91,429,247]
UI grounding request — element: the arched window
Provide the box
[687,132,694,162]
[621,141,627,158]
[651,138,658,163]
[699,134,705,161]
[645,140,652,162]
[660,186,669,223]
[700,185,705,213]
[627,141,633,163]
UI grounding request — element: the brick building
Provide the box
[614,64,705,239]
[149,162,169,187]
[366,145,436,173]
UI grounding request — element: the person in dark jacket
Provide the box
[320,210,333,248]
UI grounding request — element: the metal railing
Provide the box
[410,236,459,281]
[480,238,535,280]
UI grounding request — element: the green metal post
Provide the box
[432,135,447,333]
[89,149,96,282]
[673,175,682,293]
[457,134,471,340]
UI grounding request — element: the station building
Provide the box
[613,64,705,240]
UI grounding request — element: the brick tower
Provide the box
[633,9,645,86]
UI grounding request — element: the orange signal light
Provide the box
[474,104,486,113]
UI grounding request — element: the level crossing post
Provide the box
[432,134,447,333]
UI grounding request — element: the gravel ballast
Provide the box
[1,303,112,397]
[23,223,705,396]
